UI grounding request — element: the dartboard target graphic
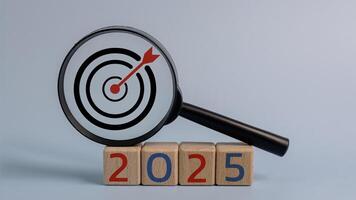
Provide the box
[58,27,178,146]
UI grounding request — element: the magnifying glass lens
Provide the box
[58,26,178,146]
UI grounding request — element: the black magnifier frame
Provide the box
[58,26,289,157]
[58,26,179,148]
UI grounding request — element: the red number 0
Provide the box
[109,153,128,182]
[187,154,207,183]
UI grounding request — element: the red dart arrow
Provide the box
[110,47,160,94]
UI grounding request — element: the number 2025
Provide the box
[104,143,253,185]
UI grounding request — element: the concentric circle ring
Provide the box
[74,48,156,130]
[102,76,128,102]
[86,59,145,118]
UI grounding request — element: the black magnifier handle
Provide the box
[179,102,289,157]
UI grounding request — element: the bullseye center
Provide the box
[110,84,120,94]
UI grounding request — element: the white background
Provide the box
[1,0,356,199]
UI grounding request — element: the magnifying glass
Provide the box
[58,26,289,157]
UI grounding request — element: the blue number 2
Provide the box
[225,153,244,182]
[147,153,172,182]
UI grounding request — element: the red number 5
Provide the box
[187,154,206,183]
[109,153,128,182]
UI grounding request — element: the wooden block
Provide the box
[216,143,253,185]
[141,142,178,185]
[103,145,141,185]
[179,142,215,185]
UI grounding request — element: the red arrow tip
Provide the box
[142,47,160,64]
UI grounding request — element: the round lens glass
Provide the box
[58,27,177,145]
